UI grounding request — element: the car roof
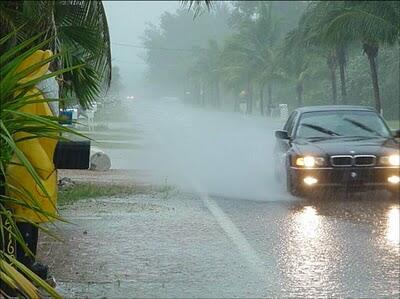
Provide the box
[294,105,376,113]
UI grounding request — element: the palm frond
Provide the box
[0,33,88,298]
[1,1,112,108]
[181,0,213,18]
[324,6,399,46]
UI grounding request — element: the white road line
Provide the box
[149,106,277,281]
[200,192,266,276]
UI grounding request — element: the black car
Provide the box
[274,105,400,197]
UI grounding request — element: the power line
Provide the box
[111,58,185,69]
[112,42,206,52]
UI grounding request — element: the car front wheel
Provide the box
[286,170,306,197]
[389,188,399,200]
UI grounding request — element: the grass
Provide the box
[387,120,400,130]
[58,182,176,206]
[93,141,142,150]
[58,183,139,206]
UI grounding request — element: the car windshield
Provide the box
[296,110,391,138]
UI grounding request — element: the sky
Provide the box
[103,1,180,94]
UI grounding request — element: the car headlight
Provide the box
[295,156,325,168]
[380,154,400,166]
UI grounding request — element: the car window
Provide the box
[283,112,294,131]
[284,112,297,136]
[295,110,391,138]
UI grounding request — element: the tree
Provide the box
[0,32,85,298]
[182,0,212,16]
[141,3,232,98]
[221,2,284,115]
[297,1,350,105]
[281,28,312,107]
[0,0,112,108]
[189,40,222,108]
[324,1,400,112]
[220,33,260,114]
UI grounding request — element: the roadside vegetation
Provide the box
[58,183,138,206]
[59,182,176,206]
[0,0,114,296]
[0,0,398,297]
[0,33,77,299]
[142,1,399,122]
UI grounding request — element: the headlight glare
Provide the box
[380,154,400,166]
[295,156,324,167]
[389,155,400,166]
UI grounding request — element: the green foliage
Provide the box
[141,3,232,98]
[143,1,399,120]
[58,183,138,205]
[0,32,86,297]
[0,0,112,108]
[181,0,213,17]
[324,1,399,46]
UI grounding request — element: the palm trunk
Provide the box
[363,43,381,113]
[197,82,201,106]
[327,52,337,104]
[215,80,220,109]
[336,46,347,104]
[234,94,240,112]
[201,80,205,107]
[338,63,347,104]
[296,81,303,107]
[330,68,337,105]
[259,83,265,116]
[246,79,253,114]
[267,83,273,116]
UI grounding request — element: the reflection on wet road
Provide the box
[213,196,399,297]
[42,100,399,297]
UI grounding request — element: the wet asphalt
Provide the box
[39,99,399,298]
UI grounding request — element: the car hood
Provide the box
[292,137,399,157]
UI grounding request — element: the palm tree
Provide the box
[324,1,399,112]
[0,0,112,108]
[181,0,212,18]
[0,32,86,298]
[298,1,351,104]
[221,33,261,114]
[281,28,311,107]
[188,40,222,108]
[253,2,283,116]
[220,2,283,115]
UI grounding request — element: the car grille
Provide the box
[331,155,353,167]
[330,155,376,167]
[354,155,376,166]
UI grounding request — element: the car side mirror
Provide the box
[393,129,400,138]
[275,130,290,140]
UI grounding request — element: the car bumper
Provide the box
[289,166,400,190]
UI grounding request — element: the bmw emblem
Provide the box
[350,150,355,154]
[351,172,357,178]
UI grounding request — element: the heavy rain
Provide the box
[0,1,399,298]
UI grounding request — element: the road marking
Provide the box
[198,191,283,294]
[149,108,277,281]
[198,191,266,275]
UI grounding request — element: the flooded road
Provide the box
[40,99,399,298]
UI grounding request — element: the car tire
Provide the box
[287,170,305,197]
[389,189,399,200]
